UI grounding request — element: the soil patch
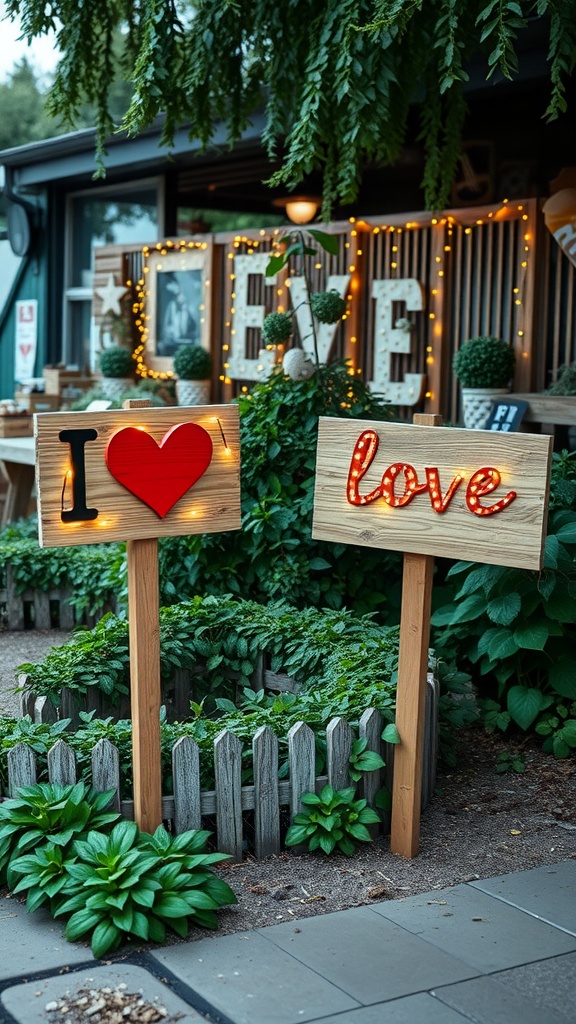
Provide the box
[203,728,576,939]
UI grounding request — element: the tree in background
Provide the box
[4,1,576,210]
[0,58,59,151]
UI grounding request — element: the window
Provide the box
[64,180,161,369]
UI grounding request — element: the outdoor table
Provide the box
[0,435,35,526]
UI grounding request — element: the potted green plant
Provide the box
[173,344,212,405]
[98,345,135,400]
[453,335,515,429]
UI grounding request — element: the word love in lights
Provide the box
[313,420,552,570]
[347,429,516,517]
[35,407,241,548]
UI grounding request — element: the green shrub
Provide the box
[0,781,119,903]
[285,784,380,855]
[0,784,236,958]
[17,597,401,716]
[452,336,515,388]
[53,822,235,956]
[431,531,576,754]
[99,346,135,378]
[0,525,126,619]
[173,345,212,379]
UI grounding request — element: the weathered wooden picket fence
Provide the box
[3,679,438,861]
[0,567,116,630]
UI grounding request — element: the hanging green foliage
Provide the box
[5,1,576,210]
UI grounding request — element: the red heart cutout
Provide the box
[105,423,213,518]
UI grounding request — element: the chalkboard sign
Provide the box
[484,399,528,432]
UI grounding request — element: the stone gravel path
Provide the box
[0,629,71,716]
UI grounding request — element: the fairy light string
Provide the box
[124,201,530,392]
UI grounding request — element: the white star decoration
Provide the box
[95,274,129,316]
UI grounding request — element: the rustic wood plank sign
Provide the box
[313,415,552,858]
[35,405,240,547]
[313,418,551,570]
[35,403,241,832]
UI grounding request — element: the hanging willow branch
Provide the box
[5,0,576,209]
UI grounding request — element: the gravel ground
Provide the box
[0,628,72,716]
[0,627,574,943]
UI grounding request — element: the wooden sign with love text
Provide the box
[313,419,552,570]
[35,406,240,547]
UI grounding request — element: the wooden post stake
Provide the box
[127,535,162,831]
[390,412,442,858]
[122,399,163,832]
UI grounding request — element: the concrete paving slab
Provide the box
[370,883,576,973]
[0,896,91,981]
[491,951,576,1021]
[470,861,576,935]
[258,906,479,1004]
[150,929,360,1024]
[432,971,574,1024]
[1,964,204,1024]
[303,993,470,1023]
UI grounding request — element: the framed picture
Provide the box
[146,246,212,373]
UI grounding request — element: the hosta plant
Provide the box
[0,781,119,889]
[54,822,236,958]
[285,784,380,856]
[347,737,386,782]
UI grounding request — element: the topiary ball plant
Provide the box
[173,344,212,380]
[262,312,293,346]
[99,346,134,378]
[452,336,515,389]
[310,289,348,324]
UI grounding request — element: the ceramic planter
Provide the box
[176,379,211,406]
[100,377,133,400]
[461,387,510,429]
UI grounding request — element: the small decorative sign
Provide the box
[484,398,528,432]
[15,299,38,383]
[313,419,552,570]
[35,405,240,548]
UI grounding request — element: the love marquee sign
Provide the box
[313,416,552,858]
[35,406,241,548]
[313,420,552,572]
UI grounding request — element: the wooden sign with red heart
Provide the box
[106,423,213,518]
[35,405,241,547]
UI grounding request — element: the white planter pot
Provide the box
[176,379,211,406]
[461,388,510,429]
[100,377,133,401]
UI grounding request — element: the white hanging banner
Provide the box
[14,299,38,383]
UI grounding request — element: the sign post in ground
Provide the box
[313,414,552,857]
[35,401,241,832]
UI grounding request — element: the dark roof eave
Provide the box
[0,112,267,188]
